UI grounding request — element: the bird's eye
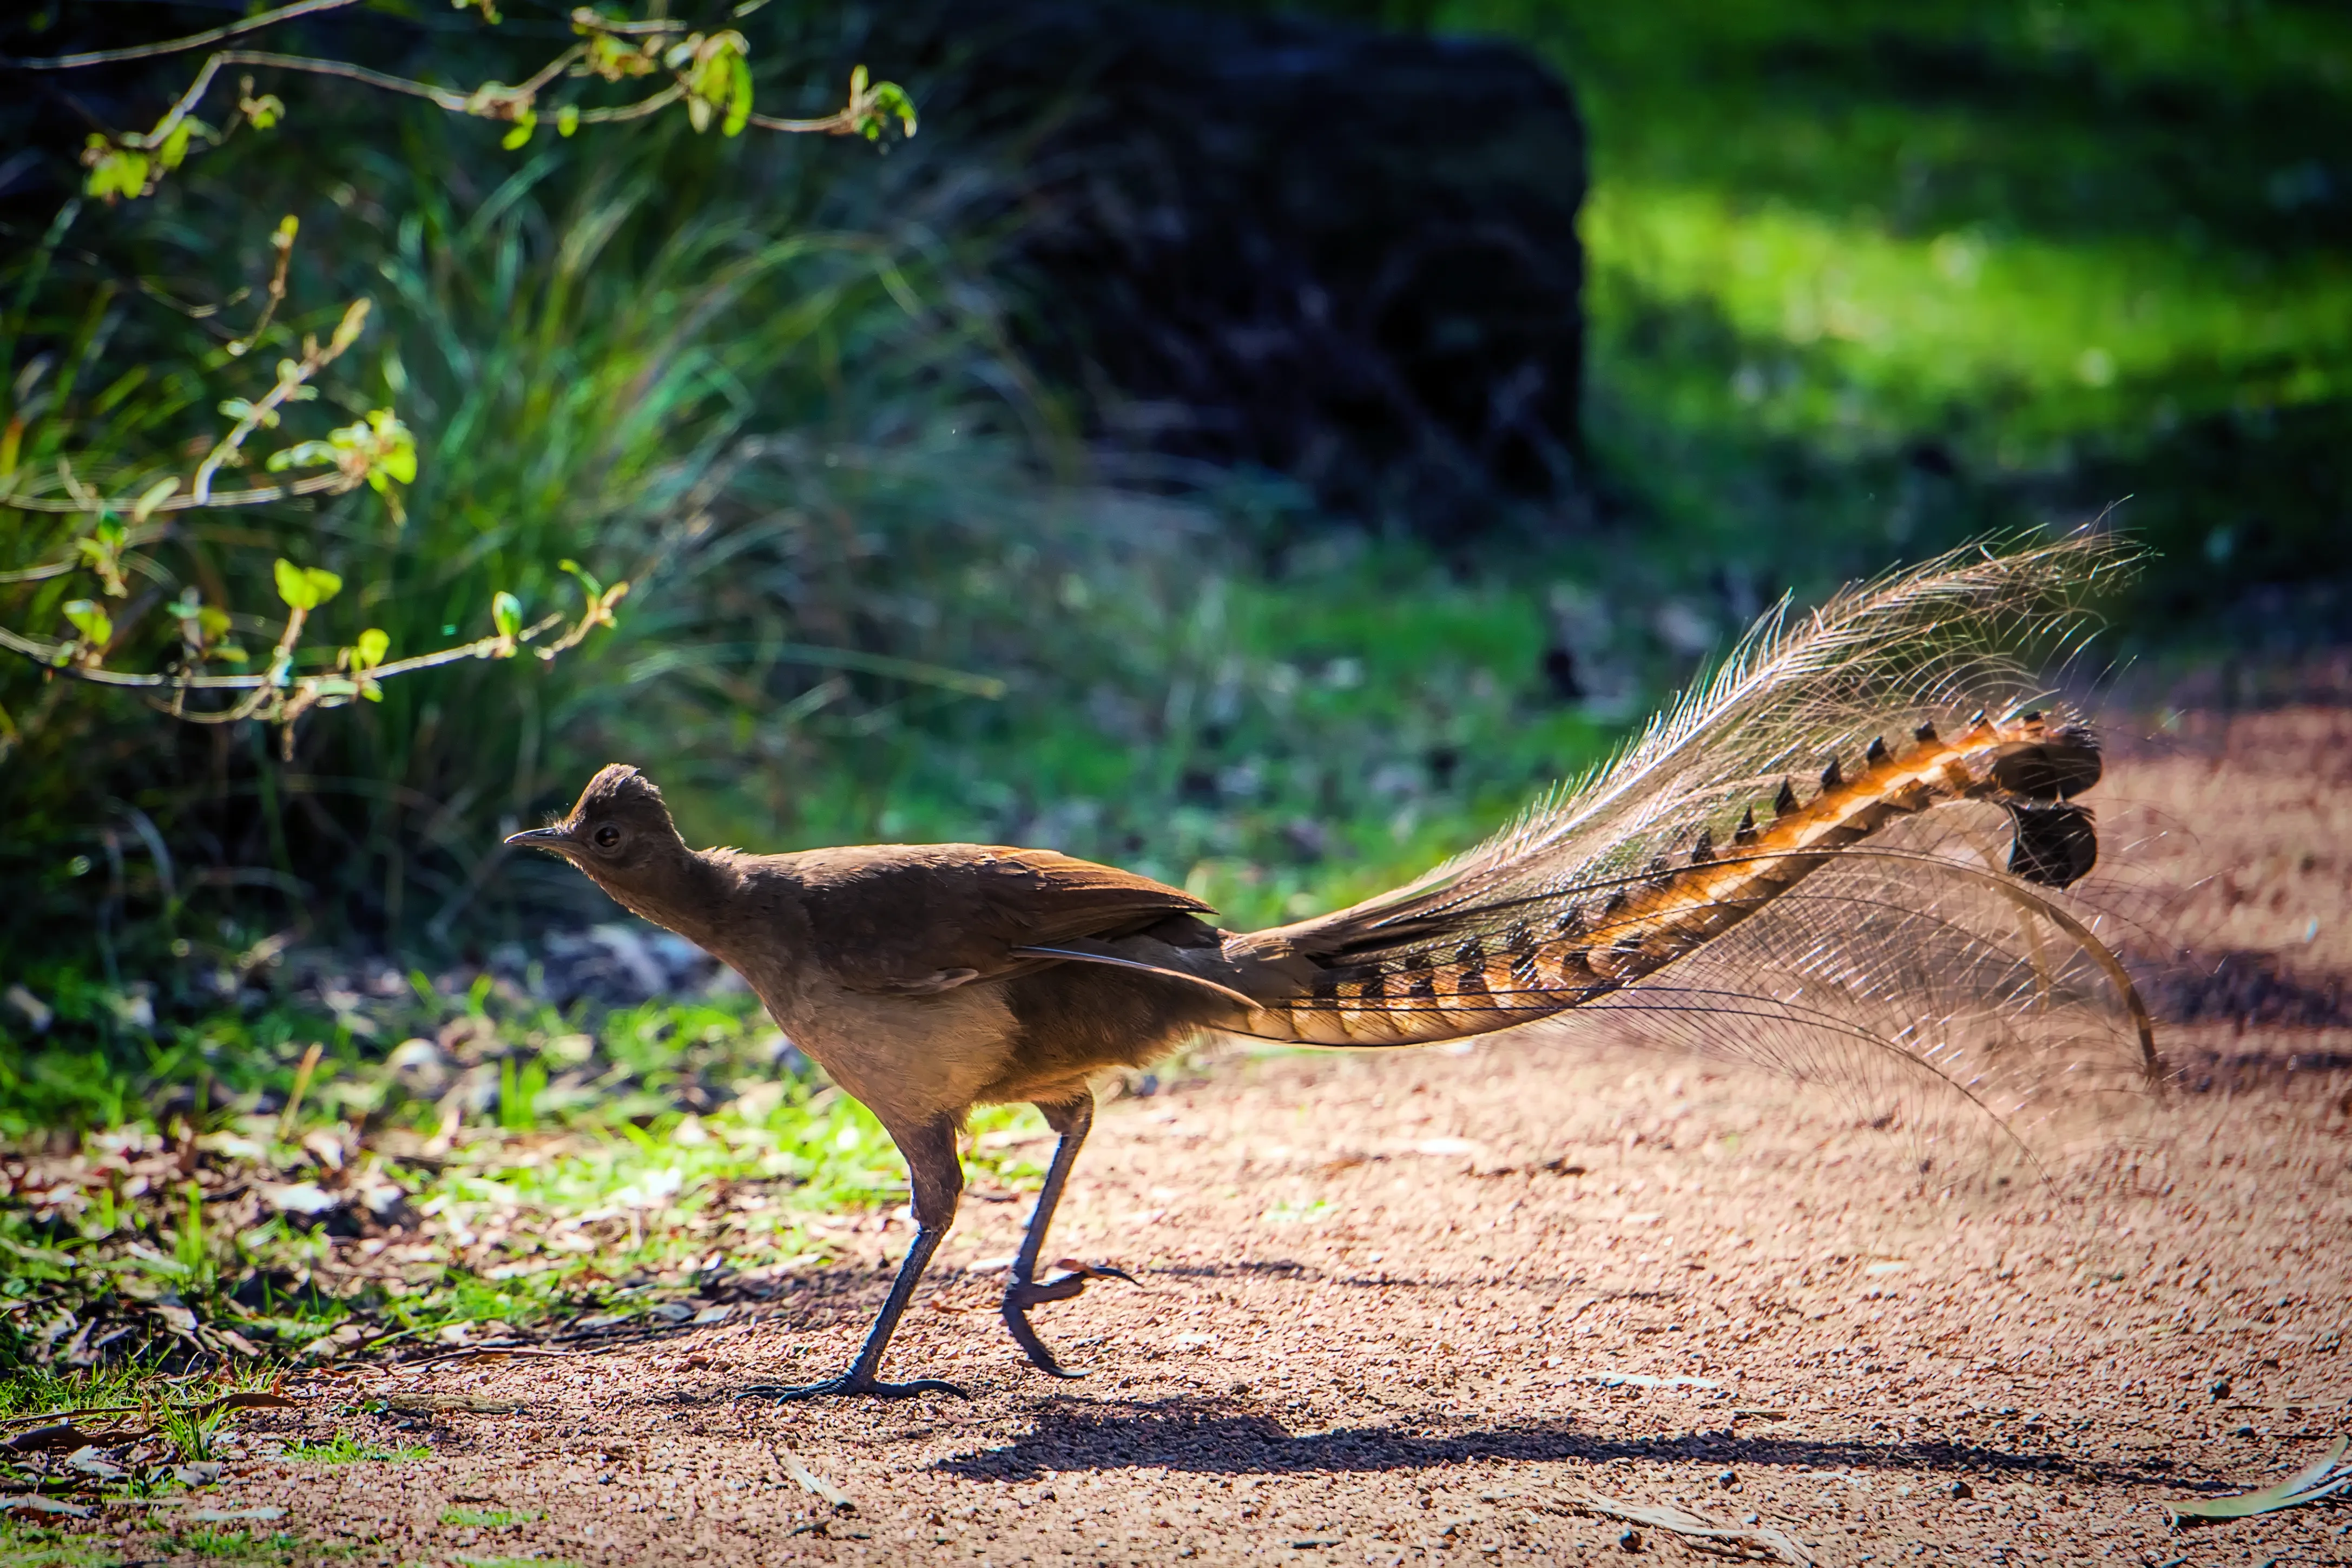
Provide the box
[592,823,622,849]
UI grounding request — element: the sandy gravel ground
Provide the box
[94,708,2352,1566]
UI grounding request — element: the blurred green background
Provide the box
[2,0,2347,1084]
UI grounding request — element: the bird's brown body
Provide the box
[595,840,1241,1128]
[505,537,2159,1400]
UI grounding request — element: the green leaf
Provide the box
[871,81,918,138]
[84,144,151,202]
[558,558,603,599]
[131,476,180,522]
[273,557,314,609]
[267,440,335,471]
[156,118,213,172]
[62,599,112,646]
[273,558,342,611]
[354,628,390,670]
[492,591,522,639]
[723,54,753,137]
[378,438,417,485]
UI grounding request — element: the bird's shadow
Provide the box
[933,1394,2192,1491]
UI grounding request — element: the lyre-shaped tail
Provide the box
[1214,534,2157,1092]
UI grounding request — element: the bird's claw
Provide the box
[736,1371,969,1402]
[1001,1259,1140,1377]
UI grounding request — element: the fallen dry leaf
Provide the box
[1568,1490,1814,1566]
[770,1439,854,1513]
[2164,1437,2352,1521]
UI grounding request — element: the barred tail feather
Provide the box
[1213,534,2160,1145]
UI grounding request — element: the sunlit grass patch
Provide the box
[0,1520,120,1568]
[284,1433,431,1465]
[146,1530,347,1566]
[439,1507,538,1529]
[0,973,1132,1389]
[1585,180,2352,449]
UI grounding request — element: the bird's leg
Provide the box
[1002,1091,1134,1377]
[741,1114,966,1401]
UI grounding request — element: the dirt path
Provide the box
[157,711,2352,1565]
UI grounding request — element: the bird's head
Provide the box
[505,764,690,890]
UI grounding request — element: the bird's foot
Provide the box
[736,1369,968,1402]
[1000,1259,1140,1378]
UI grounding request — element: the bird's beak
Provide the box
[505,824,575,853]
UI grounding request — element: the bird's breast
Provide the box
[747,968,1021,1130]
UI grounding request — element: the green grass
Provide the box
[4,0,2337,1433]
[1261,0,2351,614]
[0,1521,120,1568]
[0,967,1089,1401]
[439,1508,537,1529]
[285,1433,431,1465]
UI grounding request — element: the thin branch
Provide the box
[140,52,478,154]
[225,220,298,359]
[0,470,354,517]
[0,522,174,582]
[1,0,364,70]
[573,84,685,125]
[193,297,370,502]
[576,14,691,37]
[0,607,585,696]
[370,613,564,679]
[513,44,587,100]
[746,108,866,135]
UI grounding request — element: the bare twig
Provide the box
[574,84,688,126]
[225,218,299,359]
[746,108,869,135]
[1564,1491,1814,1566]
[1,0,364,70]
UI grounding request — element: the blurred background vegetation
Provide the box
[2,0,2347,1126]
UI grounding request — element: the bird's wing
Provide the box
[978,848,1215,946]
[795,845,1213,995]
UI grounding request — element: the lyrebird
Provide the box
[506,536,2158,1400]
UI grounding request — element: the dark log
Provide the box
[892,0,1589,542]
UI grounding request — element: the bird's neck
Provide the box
[595,845,741,951]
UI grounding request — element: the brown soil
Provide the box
[100,709,2352,1565]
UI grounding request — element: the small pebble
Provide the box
[1716,1469,1737,1488]
[1948,1480,1973,1499]
[1617,1525,1643,1552]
